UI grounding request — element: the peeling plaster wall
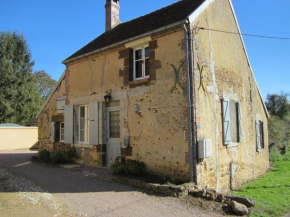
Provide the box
[62,29,191,180]
[192,0,269,191]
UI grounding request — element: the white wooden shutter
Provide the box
[50,122,55,142]
[256,120,261,151]
[223,98,232,145]
[57,96,66,113]
[236,102,242,143]
[89,101,99,145]
[64,105,74,144]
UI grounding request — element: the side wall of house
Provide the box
[64,28,191,180]
[38,78,66,151]
[193,0,269,191]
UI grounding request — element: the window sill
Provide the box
[257,148,265,153]
[226,142,239,148]
[129,78,150,88]
[73,143,93,148]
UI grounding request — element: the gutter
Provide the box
[62,20,187,64]
[183,21,196,182]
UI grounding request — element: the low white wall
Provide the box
[0,127,38,151]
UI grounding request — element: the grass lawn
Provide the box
[233,161,290,217]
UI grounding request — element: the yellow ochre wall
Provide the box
[38,77,66,151]
[37,0,270,190]
[65,28,191,180]
[193,0,269,191]
[0,127,38,151]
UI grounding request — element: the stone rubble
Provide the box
[231,200,249,216]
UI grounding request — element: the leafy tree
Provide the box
[265,92,290,119]
[0,31,41,125]
[266,92,290,161]
[33,70,57,101]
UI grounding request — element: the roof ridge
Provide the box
[112,0,184,29]
[64,0,205,62]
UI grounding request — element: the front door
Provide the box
[106,109,121,166]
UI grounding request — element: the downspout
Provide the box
[183,20,196,182]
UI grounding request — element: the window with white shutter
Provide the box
[222,98,232,145]
[222,99,242,145]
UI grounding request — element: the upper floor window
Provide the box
[134,45,149,80]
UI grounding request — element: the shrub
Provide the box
[111,157,146,175]
[111,157,126,174]
[64,145,77,160]
[270,145,290,162]
[125,159,146,175]
[38,149,51,163]
[50,151,66,165]
[34,146,78,165]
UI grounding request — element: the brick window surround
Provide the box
[118,40,161,87]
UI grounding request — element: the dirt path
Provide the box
[0,150,225,217]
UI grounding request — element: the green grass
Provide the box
[233,161,290,217]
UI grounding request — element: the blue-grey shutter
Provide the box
[256,120,261,151]
[50,122,55,142]
[89,101,99,145]
[223,98,232,145]
[64,105,74,144]
[236,102,242,143]
[262,121,265,148]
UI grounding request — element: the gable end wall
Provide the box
[192,0,269,191]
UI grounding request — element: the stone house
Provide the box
[36,0,269,191]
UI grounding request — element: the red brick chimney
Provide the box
[105,0,120,32]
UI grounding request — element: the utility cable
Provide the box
[197,27,290,40]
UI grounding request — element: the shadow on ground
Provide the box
[0,151,145,195]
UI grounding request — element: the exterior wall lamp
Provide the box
[104,91,111,103]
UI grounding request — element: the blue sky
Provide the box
[1,0,289,99]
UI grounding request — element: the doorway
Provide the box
[106,108,121,166]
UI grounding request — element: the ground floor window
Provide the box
[222,98,242,145]
[50,121,64,143]
[78,105,89,143]
[60,122,64,142]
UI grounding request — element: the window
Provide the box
[133,46,149,80]
[256,120,265,151]
[57,96,66,113]
[109,111,120,138]
[60,122,64,142]
[64,102,99,145]
[78,105,89,143]
[49,121,64,143]
[222,98,242,145]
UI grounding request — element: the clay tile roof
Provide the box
[64,0,205,62]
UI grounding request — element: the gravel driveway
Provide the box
[0,150,224,217]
